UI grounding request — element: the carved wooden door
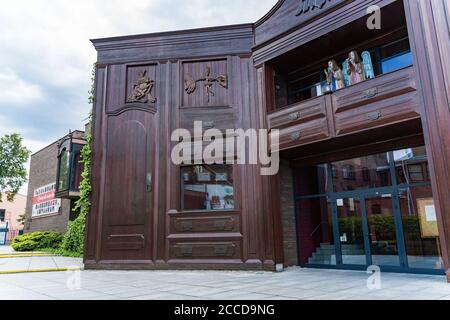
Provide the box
[100,109,155,262]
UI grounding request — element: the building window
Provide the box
[331,165,338,179]
[371,204,382,215]
[57,148,70,191]
[342,165,355,180]
[380,172,390,187]
[181,165,234,211]
[379,37,413,74]
[0,209,5,222]
[362,167,371,182]
[408,164,425,182]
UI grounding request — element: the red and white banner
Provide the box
[32,183,61,217]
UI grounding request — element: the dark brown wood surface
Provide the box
[404,0,450,281]
[85,0,450,278]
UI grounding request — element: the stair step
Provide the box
[308,243,365,265]
[320,244,364,250]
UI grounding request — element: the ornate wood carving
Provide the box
[295,0,330,16]
[185,67,228,103]
[127,70,157,104]
[367,110,381,121]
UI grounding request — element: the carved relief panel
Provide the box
[126,65,157,105]
[182,59,229,107]
[106,64,158,114]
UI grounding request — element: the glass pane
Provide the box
[181,165,234,211]
[72,145,83,191]
[337,198,366,265]
[379,37,412,74]
[399,186,443,270]
[58,149,70,191]
[332,153,391,192]
[287,71,323,104]
[299,197,335,265]
[366,193,400,266]
[394,146,430,184]
[381,52,413,74]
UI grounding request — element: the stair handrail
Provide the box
[310,221,330,237]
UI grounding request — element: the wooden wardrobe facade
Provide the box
[84,0,450,281]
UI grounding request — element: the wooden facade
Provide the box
[85,0,450,281]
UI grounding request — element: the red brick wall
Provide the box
[279,161,298,266]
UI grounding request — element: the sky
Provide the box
[0,0,276,195]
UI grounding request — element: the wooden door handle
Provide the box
[146,173,153,192]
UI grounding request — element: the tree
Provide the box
[0,134,31,202]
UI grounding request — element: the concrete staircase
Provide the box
[308,243,365,265]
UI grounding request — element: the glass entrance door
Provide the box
[336,197,367,266]
[364,192,401,267]
[335,191,402,268]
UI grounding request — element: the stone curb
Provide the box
[0,266,82,275]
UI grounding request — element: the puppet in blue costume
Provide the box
[324,60,345,92]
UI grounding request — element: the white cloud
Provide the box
[0,70,45,105]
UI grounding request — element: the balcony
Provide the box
[268,66,420,152]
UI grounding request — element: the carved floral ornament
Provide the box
[127,70,157,104]
[185,67,228,103]
[295,0,331,16]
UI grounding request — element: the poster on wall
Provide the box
[417,198,439,238]
[32,183,61,217]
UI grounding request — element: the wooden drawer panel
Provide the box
[332,66,416,113]
[271,117,330,151]
[335,91,420,136]
[169,240,241,260]
[180,108,235,136]
[106,234,145,251]
[170,214,240,234]
[268,95,327,130]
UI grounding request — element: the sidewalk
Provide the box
[0,256,83,274]
[0,267,449,300]
[0,246,14,254]
[0,245,83,274]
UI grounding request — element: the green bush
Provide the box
[61,211,86,255]
[12,231,63,252]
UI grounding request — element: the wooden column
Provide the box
[405,0,450,281]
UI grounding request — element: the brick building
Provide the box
[24,131,85,234]
[0,193,26,242]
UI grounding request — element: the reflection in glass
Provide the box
[181,165,234,211]
[365,193,400,266]
[72,145,83,191]
[399,187,443,270]
[332,153,391,192]
[394,147,430,184]
[300,197,335,265]
[58,149,70,191]
[337,198,366,265]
